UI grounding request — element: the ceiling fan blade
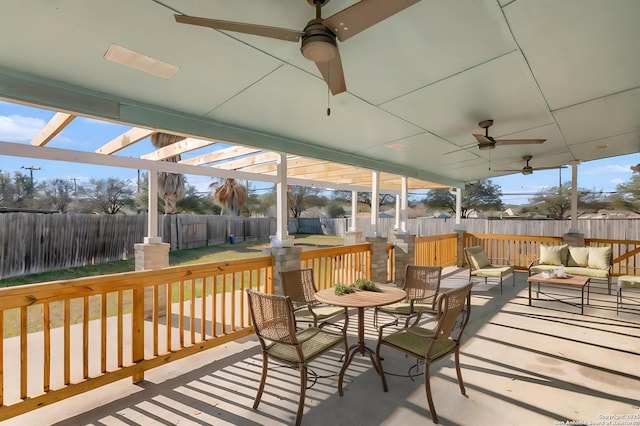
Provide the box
[323,0,421,42]
[473,134,493,144]
[533,165,568,171]
[492,169,523,173]
[494,139,546,146]
[314,48,346,95]
[175,14,303,42]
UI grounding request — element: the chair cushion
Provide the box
[539,244,567,266]
[563,267,610,279]
[294,305,344,323]
[588,246,612,270]
[267,327,343,362]
[382,328,455,360]
[567,247,589,267]
[473,265,514,277]
[468,248,491,269]
[379,303,435,316]
[617,275,640,289]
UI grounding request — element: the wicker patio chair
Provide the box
[375,282,473,424]
[464,245,514,294]
[280,268,349,336]
[246,289,347,426]
[374,265,442,328]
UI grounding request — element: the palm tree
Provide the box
[150,133,186,214]
[210,178,247,216]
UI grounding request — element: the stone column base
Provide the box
[135,242,170,320]
[262,246,303,295]
[345,230,363,245]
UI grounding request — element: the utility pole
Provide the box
[21,166,41,195]
[70,177,79,195]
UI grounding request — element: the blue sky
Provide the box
[0,100,637,204]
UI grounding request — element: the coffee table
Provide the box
[315,285,406,395]
[527,273,590,314]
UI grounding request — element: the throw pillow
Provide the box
[539,244,567,266]
[588,246,612,270]
[567,247,589,267]
[470,249,491,269]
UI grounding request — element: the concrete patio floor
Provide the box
[5,267,640,426]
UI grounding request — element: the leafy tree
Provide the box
[326,201,346,218]
[13,172,35,208]
[80,178,135,214]
[39,178,74,212]
[527,182,607,218]
[0,170,15,206]
[422,179,502,218]
[609,174,640,213]
[357,192,395,209]
[177,185,218,214]
[287,185,326,218]
[151,133,186,214]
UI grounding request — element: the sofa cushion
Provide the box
[539,244,568,266]
[468,248,491,269]
[588,246,612,270]
[563,267,610,279]
[567,247,589,267]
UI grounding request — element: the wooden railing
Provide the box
[0,256,273,420]
[463,233,640,274]
[300,243,371,289]
[414,233,458,267]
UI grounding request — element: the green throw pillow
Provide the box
[588,246,612,270]
[470,250,491,269]
[539,244,567,266]
[567,247,589,267]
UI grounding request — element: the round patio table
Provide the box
[315,285,406,395]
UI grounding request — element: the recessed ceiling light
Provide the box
[387,142,410,151]
[595,144,609,150]
[104,44,179,79]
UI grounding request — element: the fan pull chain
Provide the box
[326,63,331,116]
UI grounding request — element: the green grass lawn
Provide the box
[0,234,345,337]
[0,234,344,287]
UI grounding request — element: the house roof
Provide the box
[0,1,639,191]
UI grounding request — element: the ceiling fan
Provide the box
[174,0,421,95]
[494,155,566,176]
[473,119,546,150]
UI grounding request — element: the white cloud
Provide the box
[610,178,624,186]
[582,163,631,175]
[0,114,46,142]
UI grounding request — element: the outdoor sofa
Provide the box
[528,244,613,294]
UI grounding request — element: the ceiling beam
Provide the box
[31,112,76,146]
[96,127,156,155]
[181,146,262,166]
[141,137,216,161]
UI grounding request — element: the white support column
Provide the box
[569,160,580,233]
[276,152,288,242]
[455,187,462,225]
[370,170,380,237]
[350,190,358,231]
[400,176,408,233]
[145,168,161,243]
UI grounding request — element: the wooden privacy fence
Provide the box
[0,256,273,420]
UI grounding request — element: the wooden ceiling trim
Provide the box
[141,137,216,161]
[180,146,262,166]
[96,127,155,155]
[31,112,76,147]
[214,152,280,170]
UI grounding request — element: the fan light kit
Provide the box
[473,119,546,150]
[174,0,421,95]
